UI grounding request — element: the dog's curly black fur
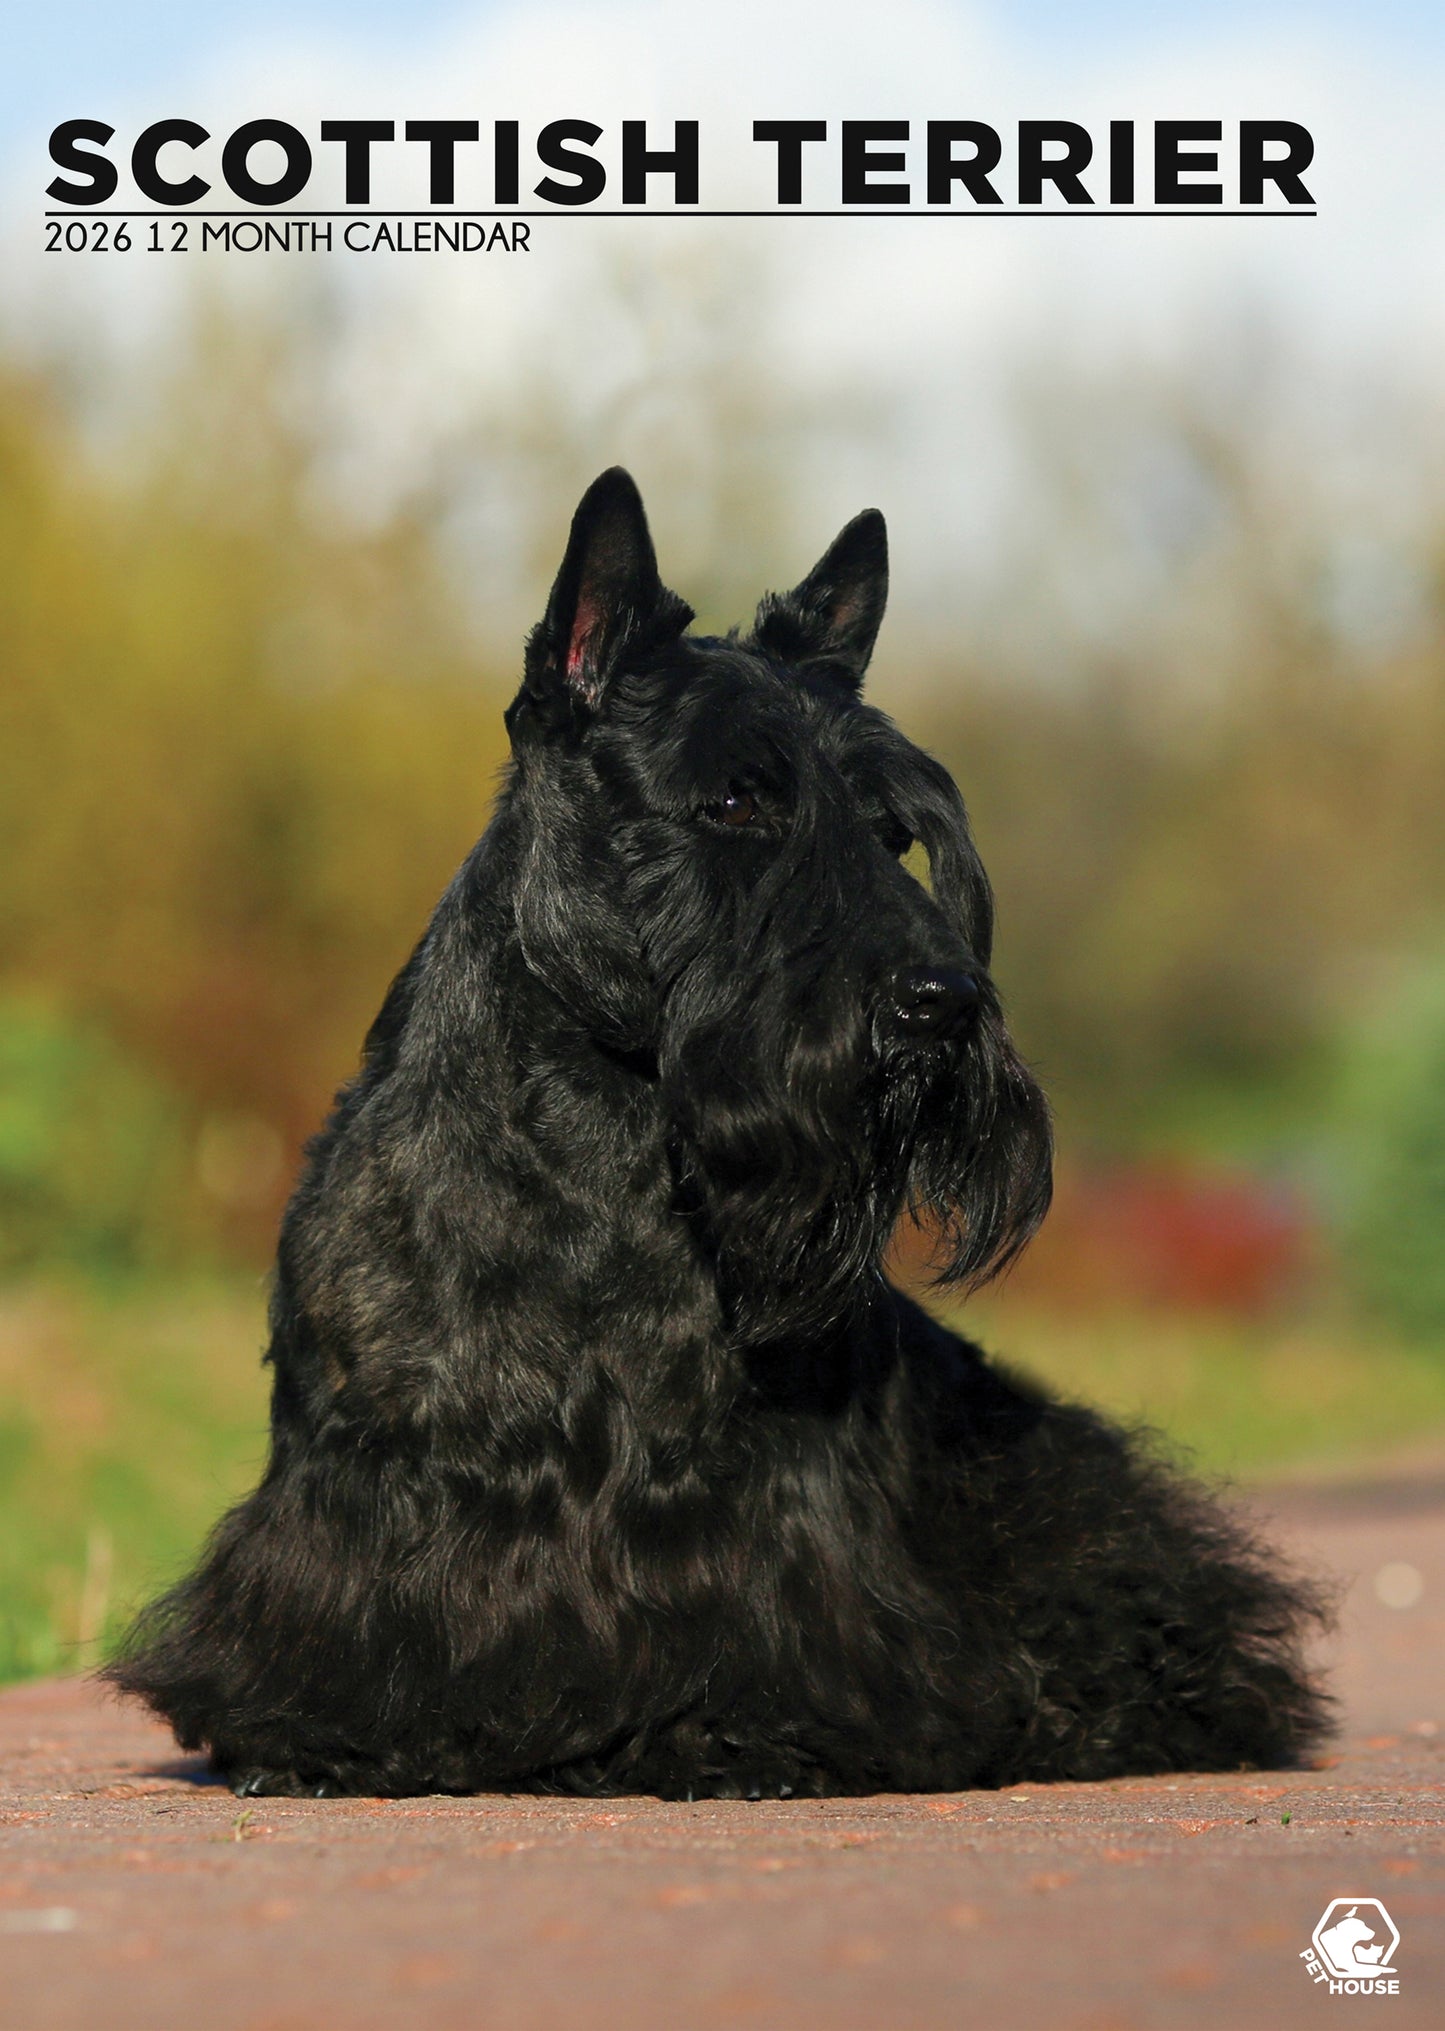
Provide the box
[107,470,1330,1799]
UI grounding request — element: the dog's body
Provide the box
[109,472,1327,1797]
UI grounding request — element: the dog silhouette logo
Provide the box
[1302,1899,1401,1992]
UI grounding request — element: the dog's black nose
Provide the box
[884,967,981,1041]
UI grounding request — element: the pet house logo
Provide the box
[1300,1898,1401,1995]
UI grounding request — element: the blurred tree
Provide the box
[908,352,1445,1157]
[4,301,1445,1272]
[0,342,505,1256]
[1337,952,1445,1342]
[0,997,191,1275]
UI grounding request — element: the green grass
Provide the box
[952,1294,1445,1479]
[0,1278,269,1682]
[3,1275,1445,1687]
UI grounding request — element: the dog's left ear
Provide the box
[520,468,693,726]
[752,509,888,687]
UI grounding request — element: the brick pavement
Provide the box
[1,1480,1441,2031]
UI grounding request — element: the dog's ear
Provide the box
[752,509,888,686]
[519,468,693,725]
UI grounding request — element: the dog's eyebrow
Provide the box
[674,692,802,794]
[830,720,936,808]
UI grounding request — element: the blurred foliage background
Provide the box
[3,258,1445,1683]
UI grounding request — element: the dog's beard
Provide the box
[899,1001,1054,1295]
[661,978,1053,1345]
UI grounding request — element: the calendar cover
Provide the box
[3,5,1442,2024]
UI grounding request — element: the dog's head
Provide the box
[504,469,1052,1340]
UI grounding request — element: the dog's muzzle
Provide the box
[881,966,981,1043]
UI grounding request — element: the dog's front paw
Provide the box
[653,1747,829,1801]
[230,1766,346,1799]
[704,1773,798,1801]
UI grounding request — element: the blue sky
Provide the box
[6,2,467,138]
[7,0,1441,141]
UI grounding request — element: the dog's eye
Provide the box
[714,789,758,827]
[879,819,913,858]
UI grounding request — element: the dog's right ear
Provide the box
[751,509,888,688]
[515,468,693,732]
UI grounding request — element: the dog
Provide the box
[108,469,1328,1798]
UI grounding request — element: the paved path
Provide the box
[2,1481,1442,2031]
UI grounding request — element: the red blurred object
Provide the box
[894,1160,1313,1314]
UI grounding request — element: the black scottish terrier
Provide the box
[109,470,1328,1798]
